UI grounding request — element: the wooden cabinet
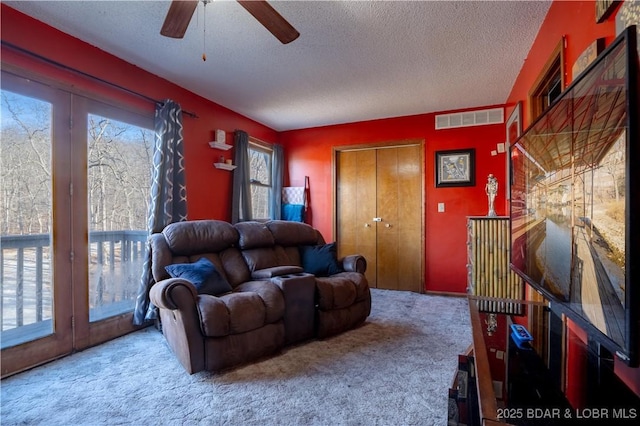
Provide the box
[336,144,423,292]
[466,217,523,311]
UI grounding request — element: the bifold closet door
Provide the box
[336,149,378,288]
[376,145,422,291]
[336,145,422,292]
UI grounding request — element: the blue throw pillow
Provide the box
[299,243,343,277]
[165,257,232,296]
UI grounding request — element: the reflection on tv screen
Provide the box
[510,34,630,353]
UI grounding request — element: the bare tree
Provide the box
[600,134,625,204]
[2,95,154,236]
[1,92,52,235]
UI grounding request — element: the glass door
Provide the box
[70,97,154,348]
[1,72,74,376]
[87,112,153,322]
[1,74,154,376]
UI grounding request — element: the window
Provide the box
[1,87,55,340]
[529,39,565,122]
[86,111,154,322]
[249,141,273,219]
[532,58,562,114]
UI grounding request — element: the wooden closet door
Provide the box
[376,145,422,292]
[336,150,377,287]
[336,143,422,292]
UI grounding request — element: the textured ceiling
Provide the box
[4,0,552,131]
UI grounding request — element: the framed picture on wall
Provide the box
[505,102,522,199]
[435,148,475,187]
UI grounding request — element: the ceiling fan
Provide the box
[160,0,300,44]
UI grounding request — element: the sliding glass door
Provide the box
[1,73,74,375]
[1,72,153,376]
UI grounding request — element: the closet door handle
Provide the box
[385,223,392,228]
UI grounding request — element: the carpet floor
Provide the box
[1,289,472,426]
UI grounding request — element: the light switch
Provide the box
[438,202,445,212]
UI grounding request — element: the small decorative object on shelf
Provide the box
[209,129,232,150]
[215,129,226,144]
[485,313,498,336]
[485,174,498,217]
[214,162,237,171]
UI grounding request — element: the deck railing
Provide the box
[0,230,147,331]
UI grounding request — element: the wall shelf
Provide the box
[214,162,236,171]
[209,141,232,150]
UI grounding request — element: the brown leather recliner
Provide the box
[237,220,371,338]
[148,219,371,374]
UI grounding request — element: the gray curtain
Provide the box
[270,144,284,220]
[133,100,188,325]
[231,130,252,223]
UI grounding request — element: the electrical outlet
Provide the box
[438,202,445,213]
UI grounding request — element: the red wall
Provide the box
[505,0,640,397]
[506,0,616,127]
[280,109,507,294]
[1,4,277,223]
[565,320,589,408]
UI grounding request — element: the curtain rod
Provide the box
[1,40,199,118]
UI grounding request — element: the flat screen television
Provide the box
[510,25,639,366]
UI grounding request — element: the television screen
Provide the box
[510,26,638,365]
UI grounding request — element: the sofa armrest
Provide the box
[149,278,198,310]
[149,278,204,374]
[341,255,367,274]
[271,273,316,344]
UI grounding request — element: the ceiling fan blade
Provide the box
[237,0,300,44]
[161,0,198,38]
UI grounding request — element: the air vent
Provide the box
[435,107,504,130]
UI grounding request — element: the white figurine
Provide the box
[485,174,498,217]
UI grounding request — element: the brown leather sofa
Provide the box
[148,219,371,374]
